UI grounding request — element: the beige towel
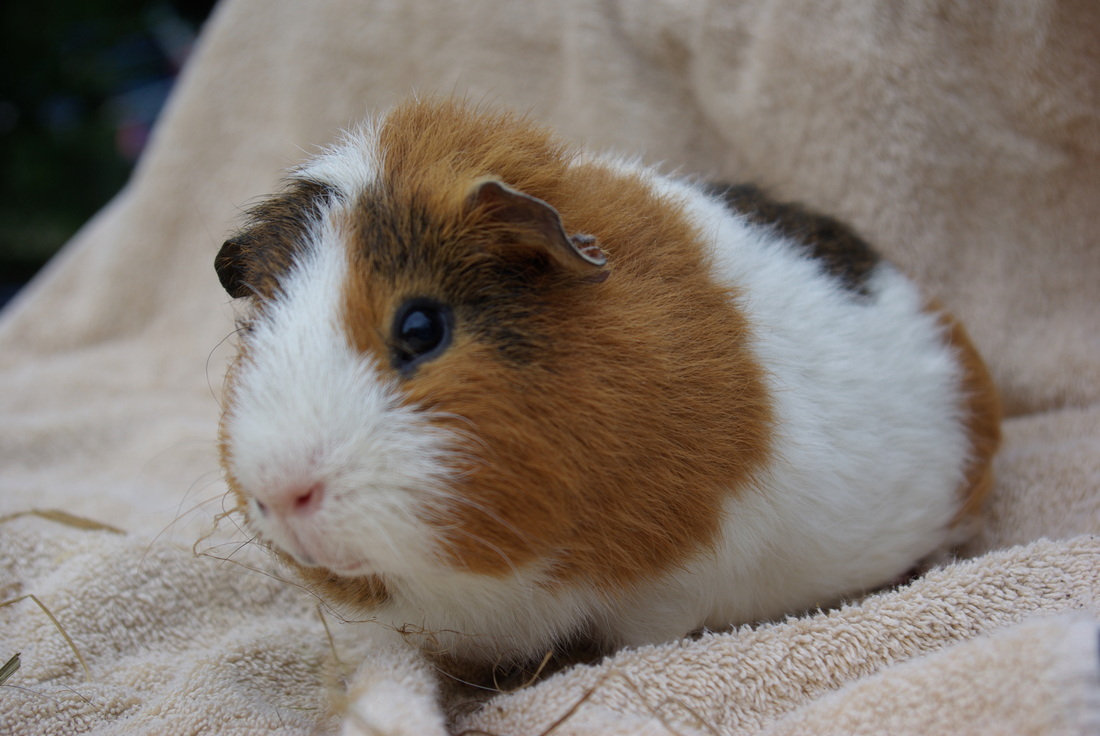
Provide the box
[2,1,1098,733]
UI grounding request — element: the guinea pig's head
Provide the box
[215,100,771,606]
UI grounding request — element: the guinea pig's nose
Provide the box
[257,480,326,517]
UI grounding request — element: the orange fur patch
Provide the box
[338,99,775,593]
[932,305,1002,521]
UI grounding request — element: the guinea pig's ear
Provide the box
[467,179,607,276]
[215,237,252,299]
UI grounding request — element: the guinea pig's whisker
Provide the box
[195,543,324,603]
[206,328,246,410]
[142,489,231,568]
[221,537,257,566]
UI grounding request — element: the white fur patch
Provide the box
[225,211,457,579]
[597,173,971,647]
[295,121,384,197]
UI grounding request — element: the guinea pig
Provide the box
[214,97,1001,667]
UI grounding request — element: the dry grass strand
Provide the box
[0,595,91,681]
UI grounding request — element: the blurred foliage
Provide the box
[0,0,216,296]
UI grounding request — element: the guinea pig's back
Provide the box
[602,171,1001,644]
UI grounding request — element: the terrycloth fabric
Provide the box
[2,0,1099,734]
[2,523,1098,735]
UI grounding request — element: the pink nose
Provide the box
[255,480,325,518]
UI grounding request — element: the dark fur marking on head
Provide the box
[348,188,563,367]
[216,179,338,300]
[712,184,881,297]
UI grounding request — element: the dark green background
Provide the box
[0,1,216,307]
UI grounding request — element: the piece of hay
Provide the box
[0,509,125,534]
[0,652,20,686]
[1,594,91,681]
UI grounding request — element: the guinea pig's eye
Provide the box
[391,298,454,372]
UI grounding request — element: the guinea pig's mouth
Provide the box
[283,544,376,578]
[326,561,379,578]
[261,520,375,577]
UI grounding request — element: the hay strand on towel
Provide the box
[0,595,91,681]
[0,652,20,686]
[0,509,124,534]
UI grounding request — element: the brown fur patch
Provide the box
[336,99,775,593]
[217,180,337,301]
[932,304,1002,521]
[296,566,391,610]
[714,183,881,296]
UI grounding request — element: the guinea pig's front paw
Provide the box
[340,640,448,736]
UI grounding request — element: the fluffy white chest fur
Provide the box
[217,99,995,666]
